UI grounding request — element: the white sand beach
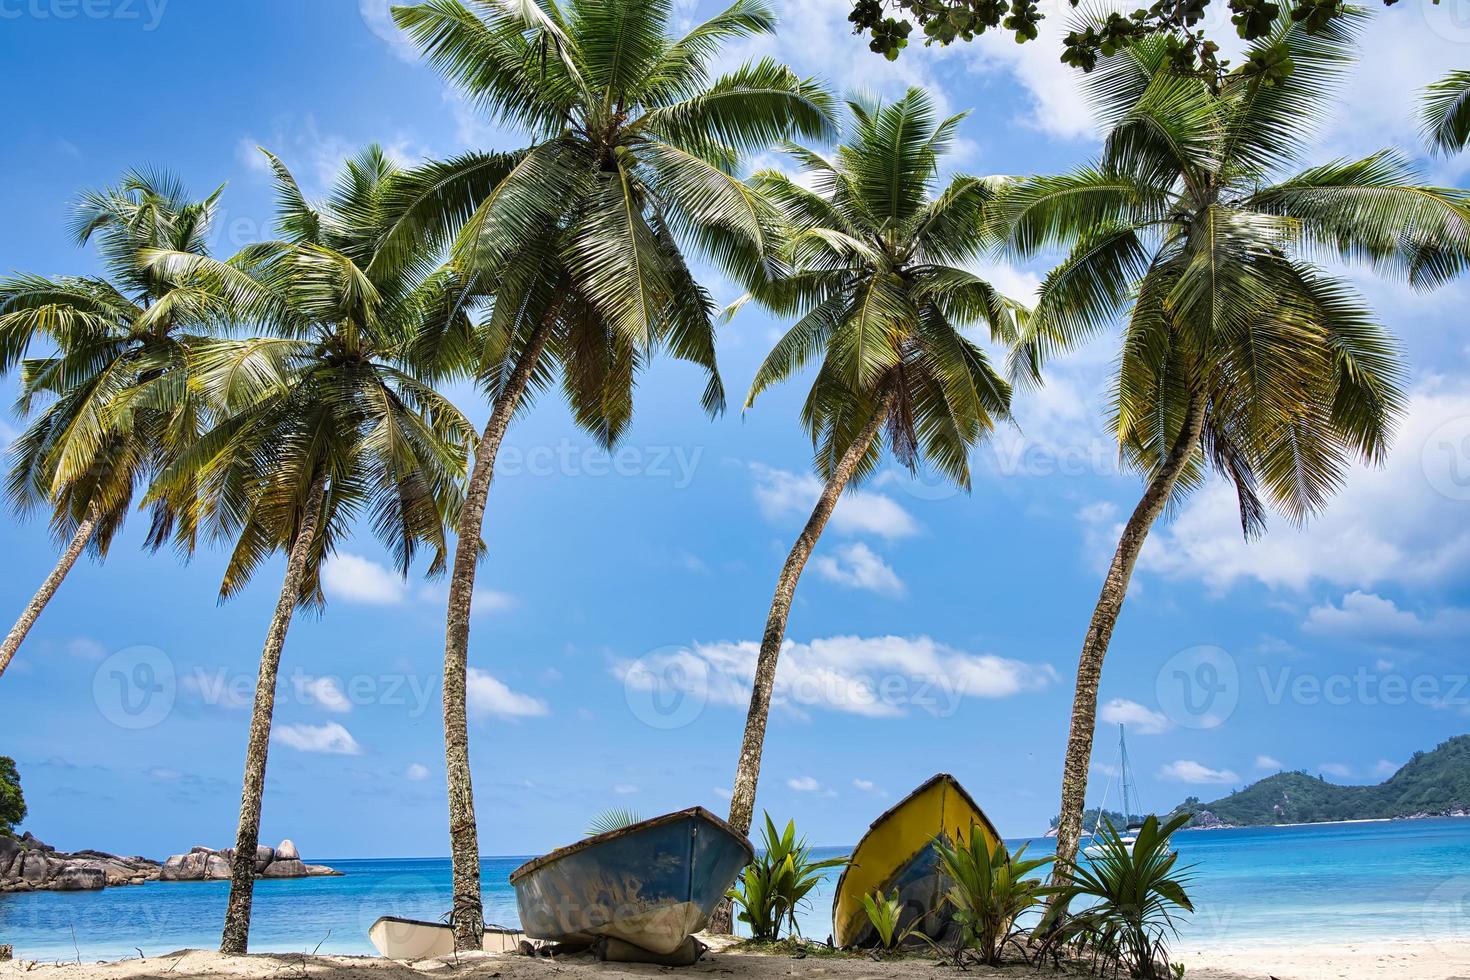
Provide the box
[3,940,1465,980]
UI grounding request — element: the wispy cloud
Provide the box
[614,634,1054,720]
[1156,760,1239,785]
[750,463,918,540]
[813,542,905,595]
[1098,698,1171,735]
[276,722,362,756]
[466,668,548,719]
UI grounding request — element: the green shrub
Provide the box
[1040,813,1194,978]
[727,813,847,940]
[0,758,24,837]
[858,888,927,950]
[933,826,1054,964]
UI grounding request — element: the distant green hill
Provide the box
[1172,735,1470,827]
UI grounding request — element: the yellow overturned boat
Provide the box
[832,773,1001,948]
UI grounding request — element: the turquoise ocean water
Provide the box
[4,818,1469,961]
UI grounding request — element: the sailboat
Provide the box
[1082,724,1146,858]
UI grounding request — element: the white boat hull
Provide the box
[368,917,522,959]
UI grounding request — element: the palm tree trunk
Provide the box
[219,473,328,956]
[710,398,891,934]
[443,311,558,952]
[0,510,98,680]
[1051,393,1207,883]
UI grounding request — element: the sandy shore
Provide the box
[2,940,1465,980]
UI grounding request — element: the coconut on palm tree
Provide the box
[145,147,478,955]
[721,86,1020,863]
[998,12,1470,879]
[389,0,835,948]
[0,171,223,679]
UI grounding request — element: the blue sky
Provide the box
[3,0,1470,861]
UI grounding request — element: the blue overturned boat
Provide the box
[510,806,753,956]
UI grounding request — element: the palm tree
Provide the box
[389,0,835,947]
[998,13,1470,879]
[145,148,478,955]
[1423,70,1470,154]
[0,172,222,679]
[722,87,1019,865]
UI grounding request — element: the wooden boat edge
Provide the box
[508,805,754,884]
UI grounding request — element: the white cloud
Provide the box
[296,675,352,713]
[237,115,430,196]
[613,783,639,795]
[1319,762,1354,780]
[614,634,1055,720]
[1156,760,1240,785]
[1137,385,1470,594]
[405,762,431,781]
[322,553,407,605]
[787,776,824,793]
[1303,591,1470,640]
[962,3,1099,141]
[813,542,906,595]
[146,767,182,781]
[714,0,965,118]
[1371,759,1400,778]
[466,668,549,719]
[1098,698,1171,735]
[712,786,732,800]
[276,722,362,756]
[852,778,884,795]
[1255,755,1283,771]
[750,464,919,540]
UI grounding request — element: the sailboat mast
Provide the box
[1118,724,1132,822]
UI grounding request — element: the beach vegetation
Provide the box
[1000,8,1468,876]
[143,147,478,954]
[721,86,1021,858]
[584,808,643,836]
[933,831,1053,965]
[385,0,835,946]
[857,888,927,950]
[727,814,847,940]
[0,757,24,836]
[0,172,226,680]
[1039,813,1193,978]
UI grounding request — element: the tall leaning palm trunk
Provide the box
[440,309,556,945]
[715,91,1019,933]
[1052,395,1203,872]
[726,398,891,835]
[219,473,326,955]
[0,510,97,678]
[1002,12,1469,880]
[392,0,834,948]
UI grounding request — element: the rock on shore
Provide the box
[0,833,340,892]
[158,839,340,881]
[0,833,161,892]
